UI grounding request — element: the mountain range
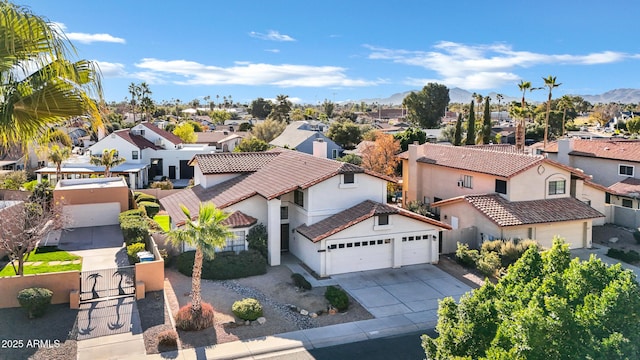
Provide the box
[359,88,640,106]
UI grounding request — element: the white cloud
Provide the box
[366,42,637,90]
[134,58,380,88]
[53,22,125,44]
[249,30,295,42]
[265,49,280,53]
[95,61,127,77]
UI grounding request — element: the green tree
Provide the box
[46,144,71,181]
[128,82,140,123]
[234,137,269,152]
[423,238,640,360]
[89,148,126,177]
[267,94,292,123]
[557,95,574,136]
[543,75,561,148]
[251,118,286,143]
[173,122,197,143]
[0,2,103,149]
[322,99,335,118]
[186,120,203,132]
[465,101,476,145]
[336,153,362,165]
[326,120,362,149]
[482,96,492,144]
[167,203,234,330]
[394,127,427,151]
[249,97,272,119]
[138,82,153,122]
[209,109,231,124]
[627,117,640,134]
[402,83,450,128]
[290,108,305,121]
[453,112,463,146]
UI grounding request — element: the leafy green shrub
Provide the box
[481,239,504,254]
[119,209,146,223]
[232,298,263,321]
[247,224,268,259]
[477,251,501,277]
[17,287,53,318]
[607,248,640,264]
[135,193,158,204]
[127,242,146,264]
[22,179,38,191]
[177,250,267,279]
[455,242,480,268]
[325,286,349,311]
[150,180,174,190]
[291,273,312,290]
[500,240,521,267]
[138,201,160,217]
[516,239,539,253]
[120,216,149,245]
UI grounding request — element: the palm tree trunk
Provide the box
[544,95,551,148]
[191,247,203,314]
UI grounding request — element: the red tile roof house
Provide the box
[400,143,605,252]
[35,122,218,189]
[542,138,640,210]
[159,149,450,276]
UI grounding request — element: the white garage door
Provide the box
[327,238,393,275]
[63,203,122,228]
[534,221,585,249]
[402,234,431,266]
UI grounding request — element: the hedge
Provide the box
[135,193,158,204]
[177,249,267,280]
[232,298,263,321]
[127,242,147,264]
[120,216,149,245]
[119,209,146,223]
[138,201,160,218]
[17,287,53,318]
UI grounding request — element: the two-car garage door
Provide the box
[63,202,122,228]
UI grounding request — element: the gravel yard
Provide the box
[158,265,373,350]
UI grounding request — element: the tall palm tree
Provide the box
[0,2,103,149]
[557,95,574,137]
[128,83,140,123]
[516,80,541,151]
[496,94,504,121]
[167,203,233,329]
[139,82,151,121]
[543,76,562,148]
[89,149,126,177]
[47,144,71,182]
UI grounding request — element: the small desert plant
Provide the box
[500,240,521,267]
[481,239,504,254]
[477,251,501,277]
[17,287,53,318]
[516,239,539,253]
[291,273,312,290]
[232,298,263,321]
[174,302,215,331]
[325,286,349,311]
[150,180,174,190]
[157,329,178,348]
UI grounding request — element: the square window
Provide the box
[346,243,353,248]
[132,150,139,160]
[338,243,345,249]
[362,242,368,246]
[409,236,414,241]
[343,173,355,184]
[495,179,507,194]
[548,180,566,195]
[622,199,633,208]
[378,214,389,226]
[377,240,383,245]
[354,242,361,247]
[402,237,407,242]
[369,241,376,246]
[619,165,634,176]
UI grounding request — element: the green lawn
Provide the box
[0,263,81,277]
[153,214,170,232]
[0,247,82,277]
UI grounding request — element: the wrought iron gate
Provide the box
[80,266,135,302]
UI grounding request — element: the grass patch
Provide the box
[30,247,80,262]
[153,215,170,233]
[0,263,81,277]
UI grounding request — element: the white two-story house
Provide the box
[400,143,606,252]
[159,149,451,276]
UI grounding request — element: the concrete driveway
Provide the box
[331,264,472,322]
[57,225,128,271]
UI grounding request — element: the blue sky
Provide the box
[21,0,640,105]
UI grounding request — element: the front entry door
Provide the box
[168,166,176,179]
[280,224,289,252]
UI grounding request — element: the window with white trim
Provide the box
[619,165,634,177]
[463,175,473,189]
[343,173,355,184]
[132,150,139,160]
[548,180,566,195]
[378,214,389,226]
[294,189,304,207]
[222,231,246,253]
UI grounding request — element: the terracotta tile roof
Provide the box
[399,143,590,179]
[192,152,279,173]
[222,211,257,228]
[435,194,604,227]
[416,143,545,178]
[608,178,640,196]
[115,130,160,150]
[160,149,394,224]
[141,122,184,145]
[544,139,640,163]
[296,200,450,243]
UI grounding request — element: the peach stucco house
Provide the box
[400,143,605,252]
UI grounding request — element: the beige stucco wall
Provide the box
[54,186,129,212]
[135,260,164,292]
[0,270,80,308]
[509,164,571,201]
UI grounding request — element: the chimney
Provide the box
[405,142,423,206]
[557,138,574,166]
[313,138,328,158]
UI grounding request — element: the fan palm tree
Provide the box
[543,76,562,148]
[516,80,541,151]
[47,144,71,182]
[167,202,233,329]
[89,148,126,177]
[557,95,574,137]
[0,2,103,149]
